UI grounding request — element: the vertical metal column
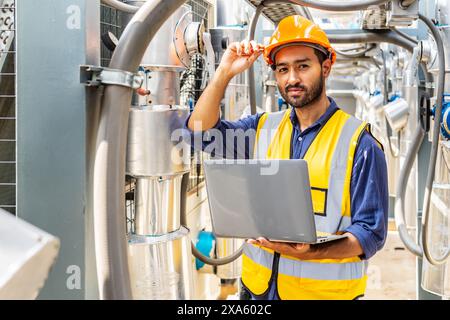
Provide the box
[16,0,100,299]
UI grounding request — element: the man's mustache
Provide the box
[285,84,307,91]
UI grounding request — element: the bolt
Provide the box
[136,88,150,96]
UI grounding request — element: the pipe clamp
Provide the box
[80,65,144,89]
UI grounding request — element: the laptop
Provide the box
[203,159,347,244]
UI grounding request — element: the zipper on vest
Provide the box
[269,252,281,285]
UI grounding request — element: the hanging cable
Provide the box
[335,44,376,58]
[418,14,449,265]
[391,27,419,46]
[191,242,245,266]
[400,0,417,8]
[395,127,425,256]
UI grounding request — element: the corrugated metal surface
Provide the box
[0,0,16,215]
[245,0,301,23]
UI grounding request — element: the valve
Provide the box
[431,95,450,139]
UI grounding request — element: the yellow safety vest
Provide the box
[241,108,378,300]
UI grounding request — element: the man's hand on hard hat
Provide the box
[247,237,310,258]
[217,40,264,82]
[187,40,263,131]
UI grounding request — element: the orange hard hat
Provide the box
[263,15,336,66]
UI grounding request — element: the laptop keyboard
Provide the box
[316,231,332,238]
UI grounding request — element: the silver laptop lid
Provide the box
[203,159,318,243]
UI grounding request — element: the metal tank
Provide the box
[128,227,193,300]
[124,2,189,106]
[421,141,450,298]
[127,106,191,236]
[124,3,194,300]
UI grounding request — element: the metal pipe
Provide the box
[380,48,400,158]
[420,62,433,96]
[335,44,376,58]
[371,56,382,69]
[395,126,425,257]
[298,5,314,21]
[345,26,419,257]
[289,0,390,11]
[380,49,388,105]
[328,30,416,53]
[101,0,139,13]
[333,64,371,71]
[93,0,187,300]
[419,13,449,265]
[400,0,416,7]
[391,27,419,46]
[339,46,367,52]
[336,56,378,62]
[247,4,264,115]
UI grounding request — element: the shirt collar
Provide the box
[289,97,339,133]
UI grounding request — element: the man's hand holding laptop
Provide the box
[247,238,311,259]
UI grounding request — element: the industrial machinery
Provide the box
[124,4,194,299]
[2,0,450,300]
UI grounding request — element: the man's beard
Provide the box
[279,74,324,109]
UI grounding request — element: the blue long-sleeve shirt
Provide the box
[184,97,389,262]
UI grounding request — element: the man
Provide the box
[185,16,388,300]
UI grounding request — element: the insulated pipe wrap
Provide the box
[94,0,187,300]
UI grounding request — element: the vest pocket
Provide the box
[311,187,328,216]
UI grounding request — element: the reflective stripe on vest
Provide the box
[245,243,368,280]
[242,108,373,300]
